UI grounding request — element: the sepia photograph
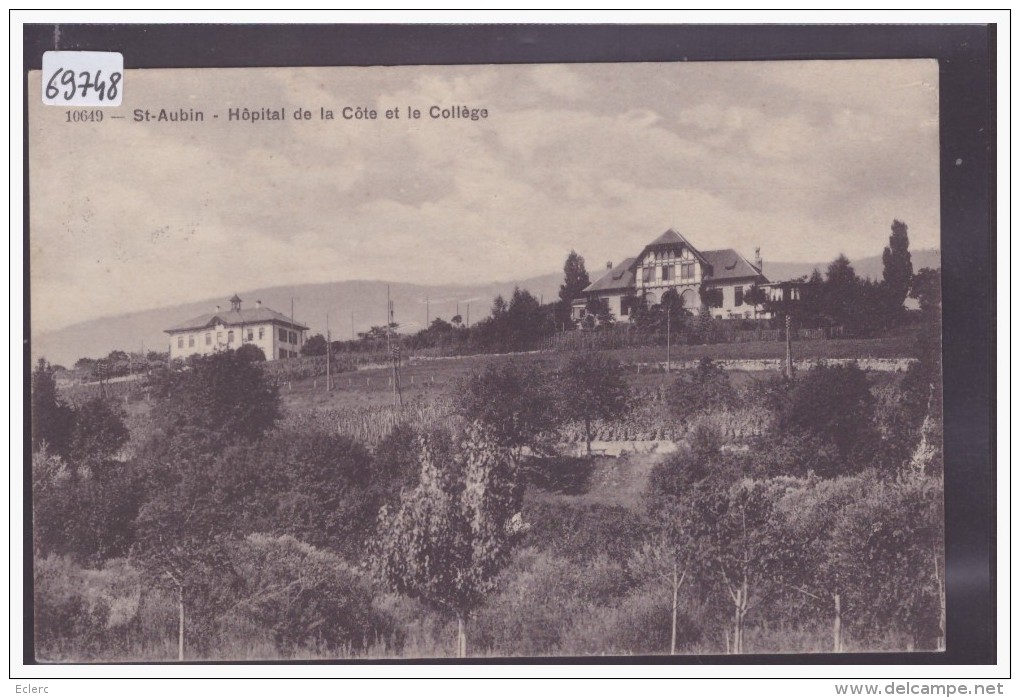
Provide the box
[27,54,950,662]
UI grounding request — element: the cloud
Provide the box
[28,60,940,332]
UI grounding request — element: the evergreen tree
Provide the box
[882,220,914,321]
[558,250,591,326]
[31,358,74,457]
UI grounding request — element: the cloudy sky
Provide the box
[29,60,939,332]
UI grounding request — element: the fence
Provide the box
[540,324,847,352]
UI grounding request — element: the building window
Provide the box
[642,267,654,283]
[279,327,288,342]
[661,265,673,281]
[227,330,234,344]
[217,331,223,343]
[289,331,297,344]
[258,327,264,340]
[735,286,744,307]
[705,288,724,309]
[188,335,195,347]
[247,329,254,341]
[681,261,695,281]
[205,333,211,346]
[177,336,183,349]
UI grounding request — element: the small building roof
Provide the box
[583,257,638,293]
[701,249,769,283]
[165,305,310,334]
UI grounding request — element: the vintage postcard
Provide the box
[28,59,946,661]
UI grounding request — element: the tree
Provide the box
[69,398,130,468]
[506,287,548,350]
[227,534,390,655]
[585,296,613,328]
[374,423,526,657]
[300,333,328,356]
[260,430,383,557]
[455,359,561,461]
[694,477,786,654]
[558,352,629,456]
[558,250,591,325]
[666,357,738,421]
[821,254,859,328]
[882,220,913,322]
[743,284,767,311]
[132,443,252,660]
[776,362,879,476]
[31,358,74,457]
[152,348,280,445]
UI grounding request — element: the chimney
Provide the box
[754,247,762,272]
[606,261,613,269]
[215,305,221,312]
[256,300,262,308]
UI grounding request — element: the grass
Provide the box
[276,335,915,412]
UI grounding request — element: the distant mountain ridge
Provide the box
[32,274,563,368]
[32,249,940,367]
[763,248,940,285]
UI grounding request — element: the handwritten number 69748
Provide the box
[45,68,121,102]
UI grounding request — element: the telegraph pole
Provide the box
[785,314,795,379]
[466,302,470,328]
[666,307,671,373]
[426,295,430,327]
[325,312,331,392]
[386,285,392,353]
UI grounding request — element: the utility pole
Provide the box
[466,302,470,328]
[785,314,794,379]
[666,306,671,373]
[325,312,331,392]
[426,295,430,328]
[351,311,355,341]
[386,285,392,353]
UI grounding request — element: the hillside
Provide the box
[32,248,940,367]
[32,274,562,368]
[764,248,941,283]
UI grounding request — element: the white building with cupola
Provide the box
[164,294,308,361]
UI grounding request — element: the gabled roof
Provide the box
[165,306,310,334]
[701,249,769,283]
[583,257,638,293]
[639,228,711,266]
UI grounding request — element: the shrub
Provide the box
[522,495,649,563]
[666,358,737,420]
[522,455,594,495]
[227,534,394,656]
[471,548,635,656]
[776,362,879,475]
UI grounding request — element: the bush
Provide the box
[227,534,395,656]
[666,358,737,420]
[559,584,703,655]
[34,556,142,661]
[776,362,879,476]
[522,455,594,495]
[522,496,649,563]
[471,548,635,656]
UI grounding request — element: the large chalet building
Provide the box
[572,229,779,322]
[164,294,308,361]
